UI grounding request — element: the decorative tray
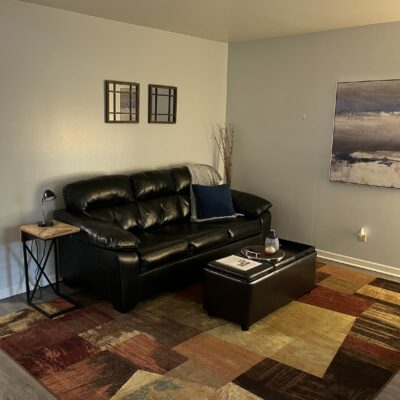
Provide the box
[241,245,285,262]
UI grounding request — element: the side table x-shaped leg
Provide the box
[20,222,82,319]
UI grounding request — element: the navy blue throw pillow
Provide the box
[191,184,236,219]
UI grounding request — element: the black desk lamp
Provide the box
[37,190,57,227]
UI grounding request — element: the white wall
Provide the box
[0,0,228,298]
[227,22,400,271]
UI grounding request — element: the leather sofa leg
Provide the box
[112,297,137,313]
[105,251,140,313]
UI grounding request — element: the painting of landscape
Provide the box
[330,79,400,188]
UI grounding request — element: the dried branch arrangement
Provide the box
[212,122,235,186]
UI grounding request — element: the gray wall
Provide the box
[0,0,227,298]
[227,22,400,268]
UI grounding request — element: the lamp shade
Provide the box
[42,189,56,202]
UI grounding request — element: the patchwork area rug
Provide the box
[0,263,400,399]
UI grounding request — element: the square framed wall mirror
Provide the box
[148,84,177,123]
[105,80,140,123]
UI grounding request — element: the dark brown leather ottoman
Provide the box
[204,239,316,330]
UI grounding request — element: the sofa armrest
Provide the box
[230,190,272,217]
[54,209,140,250]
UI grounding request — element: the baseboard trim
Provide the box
[0,274,56,300]
[0,283,25,300]
[317,249,400,278]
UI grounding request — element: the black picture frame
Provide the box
[148,84,177,124]
[105,80,140,123]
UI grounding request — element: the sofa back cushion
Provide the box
[171,167,191,194]
[64,175,133,212]
[137,196,181,229]
[130,167,191,230]
[171,167,191,220]
[63,175,141,232]
[85,203,141,232]
[130,170,175,200]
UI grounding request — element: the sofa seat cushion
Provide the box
[219,217,262,240]
[137,233,189,274]
[149,222,229,253]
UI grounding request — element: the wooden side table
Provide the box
[20,220,82,318]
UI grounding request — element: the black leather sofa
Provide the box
[54,166,272,312]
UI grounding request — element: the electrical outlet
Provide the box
[358,227,367,243]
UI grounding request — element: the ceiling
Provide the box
[20,0,400,42]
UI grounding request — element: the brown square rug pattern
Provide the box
[0,263,400,399]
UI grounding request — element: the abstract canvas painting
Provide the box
[330,79,400,188]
